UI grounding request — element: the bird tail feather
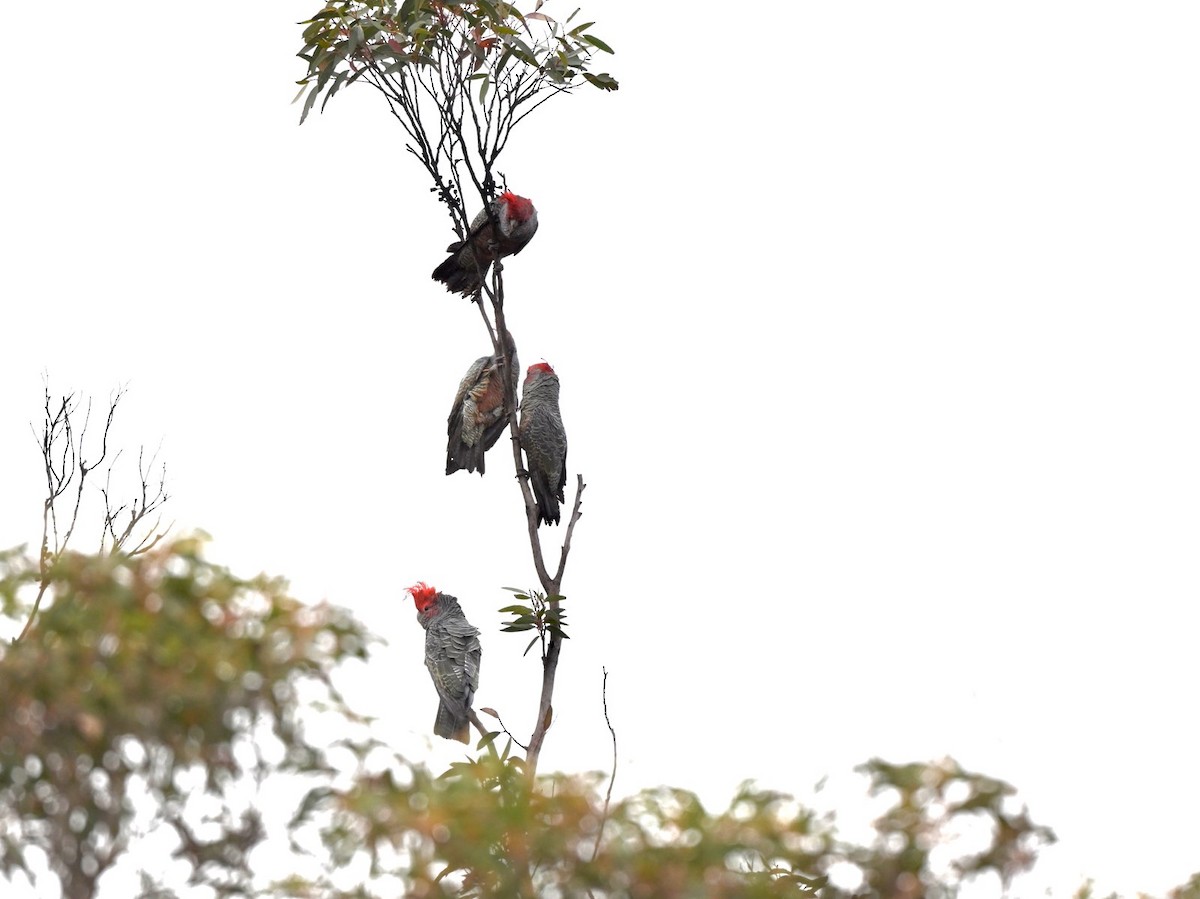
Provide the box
[434,701,469,744]
[531,474,561,526]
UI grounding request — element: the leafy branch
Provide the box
[297,0,616,236]
[499,586,568,660]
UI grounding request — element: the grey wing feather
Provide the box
[447,357,490,440]
[425,617,482,714]
[556,443,567,502]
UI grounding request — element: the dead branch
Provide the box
[100,443,170,556]
[15,383,169,643]
[592,667,617,861]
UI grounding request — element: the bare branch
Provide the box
[476,707,529,753]
[15,581,52,644]
[16,383,169,643]
[524,476,586,775]
[553,474,587,588]
[592,667,617,861]
[102,443,170,555]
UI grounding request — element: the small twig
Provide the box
[553,475,586,586]
[481,708,529,753]
[592,667,617,862]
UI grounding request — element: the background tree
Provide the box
[0,537,371,898]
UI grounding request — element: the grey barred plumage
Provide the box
[446,331,519,475]
[408,584,481,744]
[518,363,567,526]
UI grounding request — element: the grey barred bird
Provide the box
[518,362,567,526]
[406,582,481,744]
[432,192,539,297]
[445,331,519,476]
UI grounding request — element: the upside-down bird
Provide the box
[406,582,481,744]
[445,330,519,476]
[518,362,568,526]
[431,192,539,297]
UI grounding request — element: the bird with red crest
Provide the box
[446,330,519,476]
[406,581,481,744]
[432,191,539,297]
[519,361,568,526]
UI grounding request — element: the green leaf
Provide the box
[583,71,619,91]
[299,83,320,124]
[438,760,472,779]
[568,20,594,36]
[500,33,538,65]
[523,635,539,656]
[582,33,613,53]
[300,8,342,25]
[320,70,350,112]
[478,72,490,102]
[497,605,531,615]
[476,730,502,750]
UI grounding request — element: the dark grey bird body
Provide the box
[415,592,481,744]
[431,192,538,297]
[518,363,567,526]
[446,331,519,475]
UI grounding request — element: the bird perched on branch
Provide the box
[407,582,481,744]
[519,362,568,526]
[432,191,539,297]
[446,331,519,476]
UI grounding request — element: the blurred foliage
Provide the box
[0,536,370,898]
[1,540,1195,897]
[287,750,1061,898]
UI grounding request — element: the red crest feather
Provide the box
[499,191,535,222]
[406,581,438,613]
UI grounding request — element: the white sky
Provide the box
[2,1,1198,896]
